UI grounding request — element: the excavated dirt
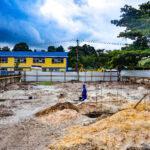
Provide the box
[78,102,117,114]
[37,109,80,125]
[35,101,115,128]
[35,102,79,117]
[35,102,81,125]
[49,103,150,150]
[0,82,149,150]
[84,110,113,118]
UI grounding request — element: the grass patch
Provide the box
[37,81,53,86]
[139,58,150,68]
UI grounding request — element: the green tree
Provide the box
[1,46,10,51]
[41,50,46,52]
[109,49,150,69]
[48,45,65,52]
[56,45,64,52]
[13,42,31,51]
[111,2,150,50]
[68,44,108,69]
[138,57,150,68]
[48,46,56,52]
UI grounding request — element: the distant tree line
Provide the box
[0,42,65,52]
[68,45,150,70]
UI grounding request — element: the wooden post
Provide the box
[24,71,26,82]
[50,71,52,82]
[103,71,105,82]
[134,94,148,109]
[78,71,80,81]
[5,78,7,87]
[110,69,112,82]
[64,71,66,82]
[36,70,38,82]
[85,71,86,83]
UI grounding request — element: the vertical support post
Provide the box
[85,71,86,83]
[109,71,110,82]
[110,69,112,82]
[36,70,38,82]
[13,76,14,84]
[76,39,79,81]
[95,83,98,104]
[24,71,26,82]
[5,78,7,87]
[50,71,51,82]
[50,71,52,82]
[103,71,105,82]
[64,71,66,82]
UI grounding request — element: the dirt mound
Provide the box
[35,102,79,117]
[49,102,150,150]
[38,109,79,125]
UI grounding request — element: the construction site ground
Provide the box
[0,82,149,150]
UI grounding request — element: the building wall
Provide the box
[0,57,67,70]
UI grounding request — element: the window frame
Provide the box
[33,57,45,63]
[0,57,8,63]
[52,58,64,64]
[15,57,26,63]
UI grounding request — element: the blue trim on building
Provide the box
[0,51,68,58]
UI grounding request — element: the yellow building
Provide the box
[0,51,68,71]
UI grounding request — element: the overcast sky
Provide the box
[0,0,148,50]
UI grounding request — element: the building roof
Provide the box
[0,51,68,58]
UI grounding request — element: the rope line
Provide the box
[33,39,129,46]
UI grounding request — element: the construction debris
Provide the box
[134,94,148,109]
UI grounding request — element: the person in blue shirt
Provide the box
[82,83,87,101]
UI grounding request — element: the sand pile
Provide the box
[35,102,80,125]
[35,102,79,117]
[38,109,79,125]
[49,102,150,150]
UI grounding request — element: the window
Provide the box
[1,68,7,71]
[33,58,45,63]
[0,57,8,63]
[52,58,64,63]
[15,58,26,63]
